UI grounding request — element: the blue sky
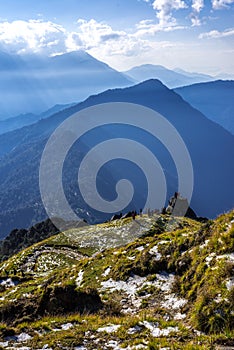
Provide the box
[0,0,233,75]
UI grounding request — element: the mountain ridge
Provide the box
[175,80,234,135]
[123,64,214,88]
[0,50,133,118]
[0,79,233,237]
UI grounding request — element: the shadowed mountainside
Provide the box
[175,80,234,135]
[0,79,233,238]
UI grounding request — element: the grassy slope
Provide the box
[0,212,233,349]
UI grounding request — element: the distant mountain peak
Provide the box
[124,64,214,88]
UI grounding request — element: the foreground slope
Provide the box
[0,212,233,349]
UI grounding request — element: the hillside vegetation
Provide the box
[0,211,233,349]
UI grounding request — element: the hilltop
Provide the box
[0,211,233,349]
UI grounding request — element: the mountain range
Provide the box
[123,64,214,88]
[0,79,233,238]
[0,50,133,119]
[0,103,75,135]
[175,80,234,135]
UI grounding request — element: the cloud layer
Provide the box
[0,0,232,74]
[0,20,66,54]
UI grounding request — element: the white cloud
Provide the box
[190,15,201,26]
[0,20,67,54]
[73,19,125,49]
[145,0,187,27]
[192,0,204,12]
[0,16,233,75]
[199,28,234,38]
[189,0,204,26]
[212,0,234,9]
[135,19,185,36]
[0,18,151,59]
[65,19,148,58]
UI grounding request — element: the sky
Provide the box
[0,0,233,75]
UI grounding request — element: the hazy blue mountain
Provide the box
[175,80,234,135]
[123,64,213,88]
[0,103,75,135]
[174,68,213,81]
[0,79,233,238]
[0,50,133,119]
[215,73,234,80]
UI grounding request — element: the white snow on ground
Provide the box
[102,267,111,277]
[100,272,184,314]
[101,273,175,295]
[17,333,32,342]
[226,278,234,290]
[127,325,142,334]
[205,253,216,266]
[199,240,210,249]
[161,294,187,310]
[174,312,187,320]
[149,244,162,260]
[97,324,121,333]
[206,253,234,267]
[106,340,121,348]
[5,333,32,343]
[101,275,147,296]
[0,278,18,288]
[141,321,179,337]
[136,246,144,252]
[150,273,175,292]
[61,323,73,330]
[217,253,234,262]
[76,270,84,287]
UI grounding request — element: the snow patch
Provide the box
[226,278,234,290]
[149,245,162,260]
[200,240,210,249]
[136,246,144,252]
[101,275,146,296]
[205,253,216,266]
[127,325,142,334]
[141,321,179,337]
[127,256,135,260]
[97,324,121,333]
[0,278,18,288]
[76,270,84,287]
[61,323,73,330]
[161,294,187,310]
[217,253,234,262]
[174,312,187,320]
[102,267,111,277]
